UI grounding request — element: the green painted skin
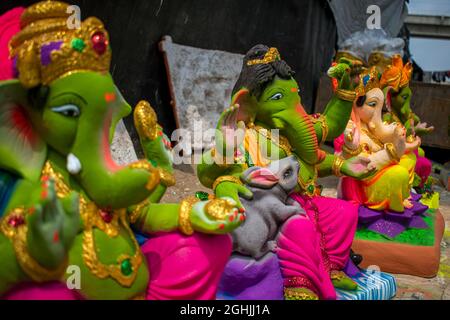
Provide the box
[198,62,375,210]
[0,72,242,299]
[198,62,368,291]
[383,86,433,137]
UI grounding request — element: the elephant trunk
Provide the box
[271,104,323,164]
[69,110,156,209]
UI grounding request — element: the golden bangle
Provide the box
[128,199,150,224]
[178,196,200,235]
[406,135,415,143]
[310,114,329,143]
[212,175,243,192]
[332,156,345,177]
[335,89,357,102]
[385,143,400,162]
[342,144,362,156]
[157,168,176,187]
[0,207,67,282]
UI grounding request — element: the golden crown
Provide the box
[355,67,381,97]
[10,0,111,88]
[246,47,281,66]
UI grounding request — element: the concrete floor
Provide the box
[162,164,450,300]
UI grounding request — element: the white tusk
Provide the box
[67,153,82,175]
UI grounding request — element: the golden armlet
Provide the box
[385,143,400,162]
[0,208,67,282]
[178,196,200,235]
[212,175,243,192]
[335,89,357,102]
[342,144,362,156]
[332,156,345,177]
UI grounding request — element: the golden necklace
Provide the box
[360,127,384,149]
[41,161,143,287]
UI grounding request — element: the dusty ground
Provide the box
[162,163,450,300]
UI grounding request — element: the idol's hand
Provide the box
[134,100,173,172]
[27,179,80,269]
[190,197,245,234]
[215,104,246,158]
[215,181,253,209]
[343,125,360,150]
[414,122,434,136]
[341,155,375,179]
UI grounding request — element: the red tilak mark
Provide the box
[218,223,225,230]
[104,92,116,103]
[291,87,298,93]
[53,231,59,243]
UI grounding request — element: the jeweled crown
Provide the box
[246,47,281,66]
[9,0,111,88]
[379,54,412,92]
[355,67,381,97]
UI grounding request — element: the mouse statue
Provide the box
[232,156,304,259]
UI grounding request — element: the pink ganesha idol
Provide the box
[338,67,428,238]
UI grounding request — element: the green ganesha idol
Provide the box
[380,55,434,191]
[0,1,242,300]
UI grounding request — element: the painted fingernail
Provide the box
[219,223,225,230]
[240,215,245,222]
[229,215,234,222]
[40,190,48,199]
[239,207,245,213]
[41,175,49,182]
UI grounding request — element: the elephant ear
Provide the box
[0,79,47,181]
[230,88,256,123]
[383,86,393,112]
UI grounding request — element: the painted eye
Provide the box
[270,93,283,101]
[51,104,80,117]
[367,101,377,107]
[401,95,408,100]
[283,168,293,179]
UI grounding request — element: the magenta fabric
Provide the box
[277,194,358,299]
[3,232,231,300]
[0,7,24,81]
[142,232,232,300]
[333,134,345,154]
[413,149,432,187]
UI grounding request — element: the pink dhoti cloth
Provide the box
[3,232,231,300]
[276,194,358,299]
